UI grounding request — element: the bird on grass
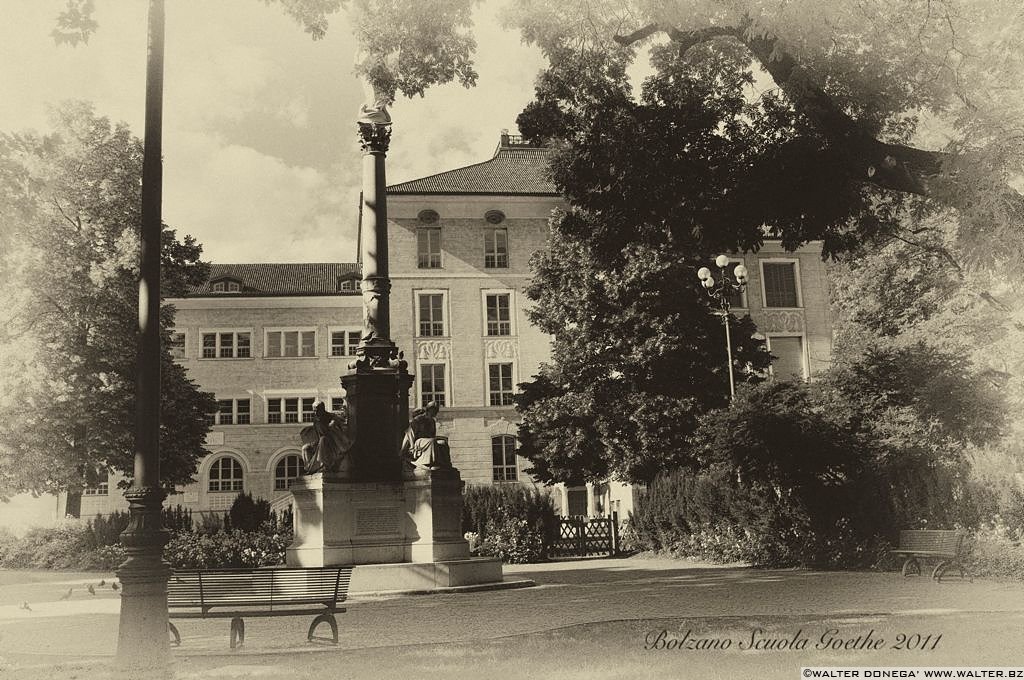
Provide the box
[87,584,96,596]
[20,602,31,612]
[111,582,120,592]
[59,588,73,601]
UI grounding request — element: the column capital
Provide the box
[358,122,391,154]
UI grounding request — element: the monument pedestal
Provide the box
[286,468,510,591]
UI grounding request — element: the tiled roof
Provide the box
[186,263,360,297]
[388,145,557,196]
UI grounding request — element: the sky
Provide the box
[0,0,549,263]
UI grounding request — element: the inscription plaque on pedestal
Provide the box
[355,507,401,535]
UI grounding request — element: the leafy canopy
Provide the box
[513,48,773,484]
[0,102,215,498]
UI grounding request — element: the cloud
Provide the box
[163,130,358,263]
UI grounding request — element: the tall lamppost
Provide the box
[116,0,170,669]
[697,255,748,400]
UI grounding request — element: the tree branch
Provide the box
[614,22,949,197]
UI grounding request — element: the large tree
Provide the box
[508,0,1024,271]
[513,47,773,484]
[0,102,215,499]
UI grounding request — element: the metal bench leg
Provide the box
[230,617,245,649]
[932,561,949,582]
[168,622,181,647]
[308,613,338,644]
[901,557,921,577]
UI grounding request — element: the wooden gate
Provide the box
[550,513,620,558]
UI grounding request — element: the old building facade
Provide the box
[73,134,833,520]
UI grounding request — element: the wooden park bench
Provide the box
[890,530,971,582]
[167,566,353,649]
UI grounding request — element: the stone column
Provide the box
[586,482,597,518]
[338,108,413,482]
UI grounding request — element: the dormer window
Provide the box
[336,276,361,292]
[211,277,242,293]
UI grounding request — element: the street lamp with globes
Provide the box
[697,255,749,400]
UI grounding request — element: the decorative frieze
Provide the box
[416,340,451,360]
[758,310,805,333]
[484,339,519,360]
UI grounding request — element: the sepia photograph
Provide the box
[0,1,1022,678]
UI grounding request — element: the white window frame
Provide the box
[416,361,450,408]
[264,327,317,358]
[329,327,362,357]
[199,329,252,359]
[83,476,110,496]
[765,333,809,381]
[482,289,515,337]
[758,258,803,309]
[273,453,304,491]
[207,455,245,493]
[487,362,517,407]
[415,290,449,338]
[208,397,251,426]
[491,435,518,482]
[168,329,187,360]
[484,227,509,269]
[265,394,318,424]
[417,226,443,269]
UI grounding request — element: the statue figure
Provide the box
[300,400,354,475]
[356,57,392,126]
[401,401,452,471]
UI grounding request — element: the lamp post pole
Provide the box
[697,255,748,401]
[115,0,170,669]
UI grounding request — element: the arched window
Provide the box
[491,435,518,482]
[275,454,304,490]
[208,456,244,492]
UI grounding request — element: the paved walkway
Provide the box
[2,556,1023,679]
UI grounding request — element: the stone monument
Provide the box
[285,83,505,592]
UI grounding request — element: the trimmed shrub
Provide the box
[226,492,272,532]
[88,511,130,548]
[462,484,558,562]
[163,505,193,533]
[964,524,1024,580]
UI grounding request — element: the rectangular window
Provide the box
[762,262,799,308]
[236,399,250,425]
[330,397,345,412]
[420,364,446,406]
[417,227,442,269]
[83,479,109,496]
[417,294,445,337]
[488,363,515,406]
[267,397,315,424]
[207,398,251,425]
[169,332,186,359]
[200,331,250,359]
[768,336,806,381]
[266,329,316,357]
[484,228,509,268]
[485,294,512,336]
[331,329,361,357]
[491,437,518,482]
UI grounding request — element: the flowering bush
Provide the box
[964,522,1024,580]
[478,509,545,564]
[164,526,292,569]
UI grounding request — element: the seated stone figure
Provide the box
[300,400,354,475]
[400,401,451,471]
